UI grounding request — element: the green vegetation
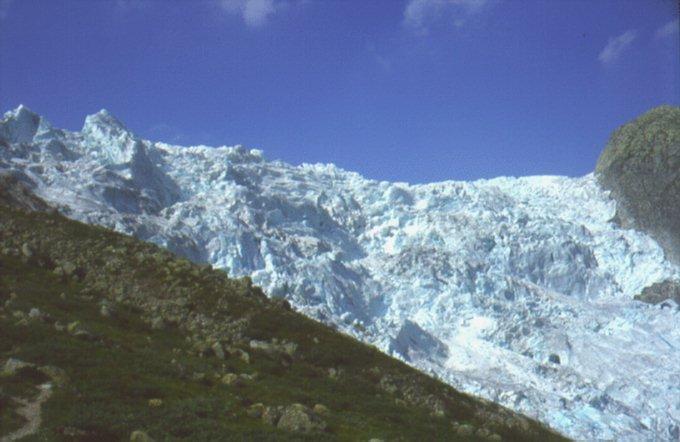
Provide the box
[0,198,566,441]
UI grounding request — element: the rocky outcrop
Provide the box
[634,279,680,305]
[596,105,680,264]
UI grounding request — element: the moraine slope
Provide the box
[1,105,679,440]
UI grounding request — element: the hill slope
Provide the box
[0,192,564,441]
[1,105,679,440]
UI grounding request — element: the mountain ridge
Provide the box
[1,105,679,440]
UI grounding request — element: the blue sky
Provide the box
[0,0,678,183]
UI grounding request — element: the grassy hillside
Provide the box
[0,198,566,441]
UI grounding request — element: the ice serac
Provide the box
[0,105,679,441]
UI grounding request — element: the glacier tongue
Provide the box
[1,106,679,440]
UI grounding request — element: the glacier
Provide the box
[1,105,679,440]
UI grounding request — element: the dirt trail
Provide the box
[1,383,52,442]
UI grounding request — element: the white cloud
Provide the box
[655,18,679,39]
[0,0,13,20]
[221,0,280,27]
[403,0,489,34]
[598,29,637,64]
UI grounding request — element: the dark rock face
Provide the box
[634,280,680,305]
[0,172,51,212]
[595,106,680,264]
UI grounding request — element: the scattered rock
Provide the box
[99,303,113,318]
[3,358,34,375]
[27,308,43,320]
[456,424,475,437]
[313,404,329,415]
[192,372,206,382]
[261,405,284,426]
[239,372,257,381]
[39,365,68,386]
[21,243,33,259]
[476,427,492,438]
[247,403,265,418]
[66,321,80,334]
[211,342,225,360]
[130,430,155,442]
[150,317,165,331]
[221,373,241,386]
[276,403,326,433]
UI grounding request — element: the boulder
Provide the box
[247,402,265,418]
[3,358,33,375]
[39,365,68,386]
[634,280,680,304]
[130,430,155,442]
[211,342,225,360]
[261,405,284,426]
[276,403,326,433]
[221,373,241,386]
[456,424,475,437]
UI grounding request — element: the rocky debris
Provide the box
[249,339,297,357]
[313,404,329,416]
[261,405,284,426]
[27,308,42,320]
[327,367,343,380]
[596,105,680,264]
[247,403,265,418]
[220,373,242,386]
[130,430,155,442]
[377,373,448,418]
[150,316,165,330]
[2,383,52,441]
[456,423,476,437]
[2,358,33,375]
[211,342,225,360]
[39,365,68,386]
[634,280,680,305]
[227,347,250,364]
[276,403,327,433]
[249,339,296,366]
[99,301,115,318]
[21,242,33,260]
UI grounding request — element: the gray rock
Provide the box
[130,430,155,442]
[3,358,34,375]
[150,317,165,330]
[596,106,680,264]
[456,424,475,437]
[211,342,225,360]
[276,403,326,433]
[634,280,680,305]
[39,365,68,386]
[21,243,33,258]
[247,403,265,418]
[262,405,284,426]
